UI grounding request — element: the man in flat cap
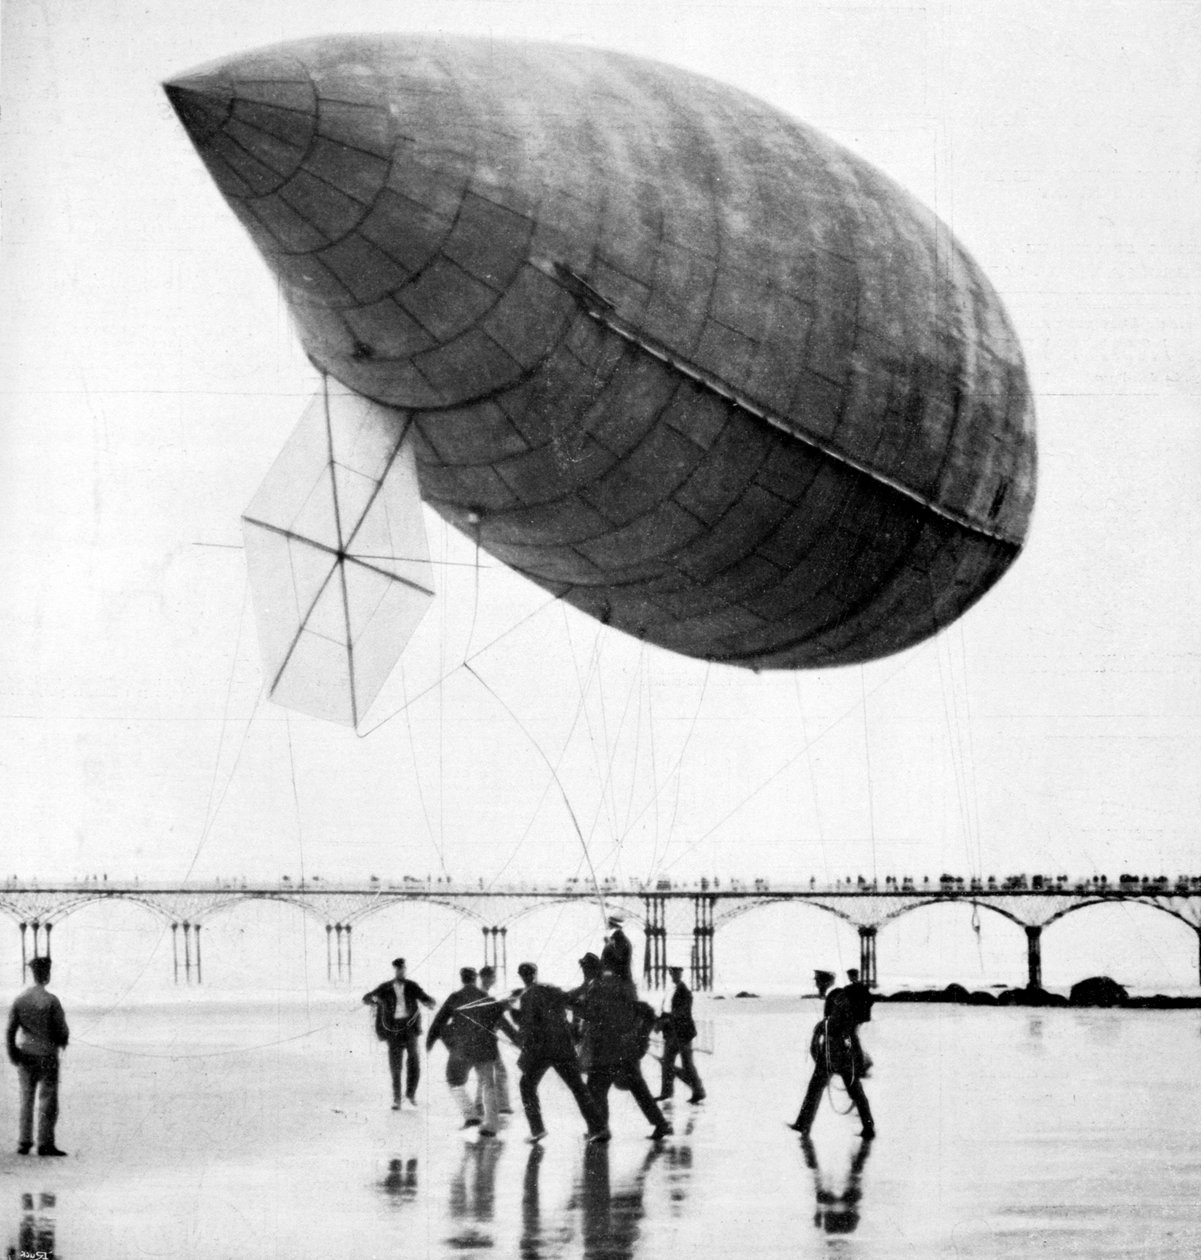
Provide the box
[362,957,436,1109]
[510,961,607,1143]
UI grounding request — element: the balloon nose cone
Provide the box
[163,65,318,201]
[164,78,235,145]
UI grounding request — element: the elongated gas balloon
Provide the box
[166,35,1035,723]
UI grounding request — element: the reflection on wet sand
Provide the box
[10,1190,57,1260]
[379,1156,419,1206]
[517,1123,693,1260]
[799,1136,872,1236]
[446,1138,505,1250]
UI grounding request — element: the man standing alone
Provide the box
[656,966,705,1104]
[362,958,436,1109]
[6,956,69,1157]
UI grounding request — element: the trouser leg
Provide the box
[476,1061,499,1131]
[404,1031,421,1099]
[519,1060,550,1135]
[16,1062,35,1149]
[678,1042,704,1096]
[659,1040,678,1097]
[37,1061,58,1149]
[621,1062,666,1127]
[842,1070,874,1131]
[387,1039,405,1101]
[494,1054,512,1111]
[794,1065,829,1133]
[446,1052,475,1120]
[587,1067,613,1128]
[553,1059,605,1133]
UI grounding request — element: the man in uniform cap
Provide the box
[656,965,705,1104]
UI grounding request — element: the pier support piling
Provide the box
[1025,925,1043,989]
[172,923,179,984]
[858,926,878,988]
[691,895,715,991]
[19,923,27,979]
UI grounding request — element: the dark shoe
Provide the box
[37,1146,68,1157]
[654,1093,672,1102]
[648,1123,673,1141]
[461,1117,481,1129]
[478,1128,497,1138]
[587,1128,611,1143]
[499,1107,514,1115]
[787,1121,809,1134]
[526,1130,547,1144]
[16,1144,30,1155]
[860,1125,876,1140]
[688,1092,706,1104]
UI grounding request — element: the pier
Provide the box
[3,873,1200,990]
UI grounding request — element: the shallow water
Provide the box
[2,995,1198,1258]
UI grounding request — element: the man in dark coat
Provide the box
[6,956,70,1156]
[789,992,875,1139]
[427,967,518,1135]
[510,961,607,1143]
[362,957,436,1108]
[600,916,634,991]
[842,968,874,1077]
[655,966,706,1104]
[573,956,670,1141]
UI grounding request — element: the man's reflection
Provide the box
[577,1140,665,1259]
[446,1138,505,1250]
[519,1134,687,1260]
[11,1191,57,1260]
[378,1156,419,1206]
[799,1136,872,1235]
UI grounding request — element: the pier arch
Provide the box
[713,901,860,994]
[1037,900,1200,991]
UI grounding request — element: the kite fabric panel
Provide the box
[242,384,434,727]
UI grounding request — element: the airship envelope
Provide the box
[167,34,1036,720]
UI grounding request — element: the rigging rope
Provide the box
[464,663,609,930]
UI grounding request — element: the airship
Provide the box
[165,35,1035,726]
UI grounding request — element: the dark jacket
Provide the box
[427,985,516,1064]
[842,981,874,1026]
[661,980,698,1043]
[571,972,651,1069]
[362,978,434,1039]
[7,987,69,1062]
[512,983,577,1067]
[600,928,633,985]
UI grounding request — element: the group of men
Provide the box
[3,936,871,1160]
[362,915,707,1146]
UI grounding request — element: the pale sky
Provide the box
[3,0,1199,920]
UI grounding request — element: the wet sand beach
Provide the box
[3,994,1199,1258]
